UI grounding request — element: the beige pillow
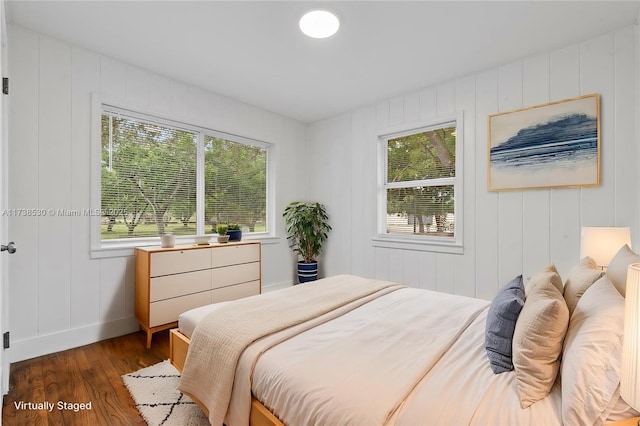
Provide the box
[606,244,640,297]
[561,276,624,425]
[513,268,569,408]
[525,264,563,294]
[563,256,604,315]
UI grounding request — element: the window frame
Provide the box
[373,113,464,254]
[90,94,277,258]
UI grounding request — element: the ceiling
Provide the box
[6,1,640,123]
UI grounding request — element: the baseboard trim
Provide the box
[9,317,139,363]
[10,282,293,362]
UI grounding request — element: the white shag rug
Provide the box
[122,360,209,426]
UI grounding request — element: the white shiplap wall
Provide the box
[308,25,638,300]
[7,25,306,361]
[5,23,638,362]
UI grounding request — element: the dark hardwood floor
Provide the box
[2,330,170,425]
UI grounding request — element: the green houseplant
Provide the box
[283,201,332,283]
[216,224,229,243]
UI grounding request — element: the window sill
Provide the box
[371,235,463,255]
[90,235,282,259]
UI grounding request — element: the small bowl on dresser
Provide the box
[194,235,211,245]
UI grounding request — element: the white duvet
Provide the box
[250,287,562,426]
[180,283,565,425]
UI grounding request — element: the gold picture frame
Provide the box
[487,93,600,191]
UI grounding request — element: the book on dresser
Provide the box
[135,241,261,347]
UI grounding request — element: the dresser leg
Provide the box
[146,330,152,348]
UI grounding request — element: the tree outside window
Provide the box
[100,112,268,240]
[204,136,266,233]
[384,123,457,239]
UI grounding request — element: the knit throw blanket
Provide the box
[178,274,404,425]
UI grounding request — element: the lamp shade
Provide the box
[621,263,640,411]
[580,227,631,267]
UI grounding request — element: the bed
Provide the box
[169,252,640,426]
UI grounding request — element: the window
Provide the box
[204,136,267,233]
[97,104,270,248]
[101,114,197,239]
[376,115,463,252]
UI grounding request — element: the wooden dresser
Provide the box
[135,241,261,347]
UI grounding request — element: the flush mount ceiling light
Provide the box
[299,10,340,39]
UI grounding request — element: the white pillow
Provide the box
[561,275,625,425]
[563,256,604,315]
[606,244,640,297]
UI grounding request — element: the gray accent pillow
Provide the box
[485,275,525,374]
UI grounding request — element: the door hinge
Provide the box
[2,78,8,95]
[3,332,9,349]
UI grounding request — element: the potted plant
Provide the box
[216,224,229,243]
[283,201,332,284]
[227,224,242,241]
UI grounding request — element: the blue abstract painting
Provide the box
[488,94,600,191]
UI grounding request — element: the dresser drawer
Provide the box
[150,248,212,277]
[136,242,262,347]
[150,269,212,302]
[149,291,212,327]
[211,262,260,290]
[211,243,259,268]
[211,280,260,303]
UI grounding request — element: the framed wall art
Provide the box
[487,93,600,191]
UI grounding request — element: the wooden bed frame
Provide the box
[169,328,283,426]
